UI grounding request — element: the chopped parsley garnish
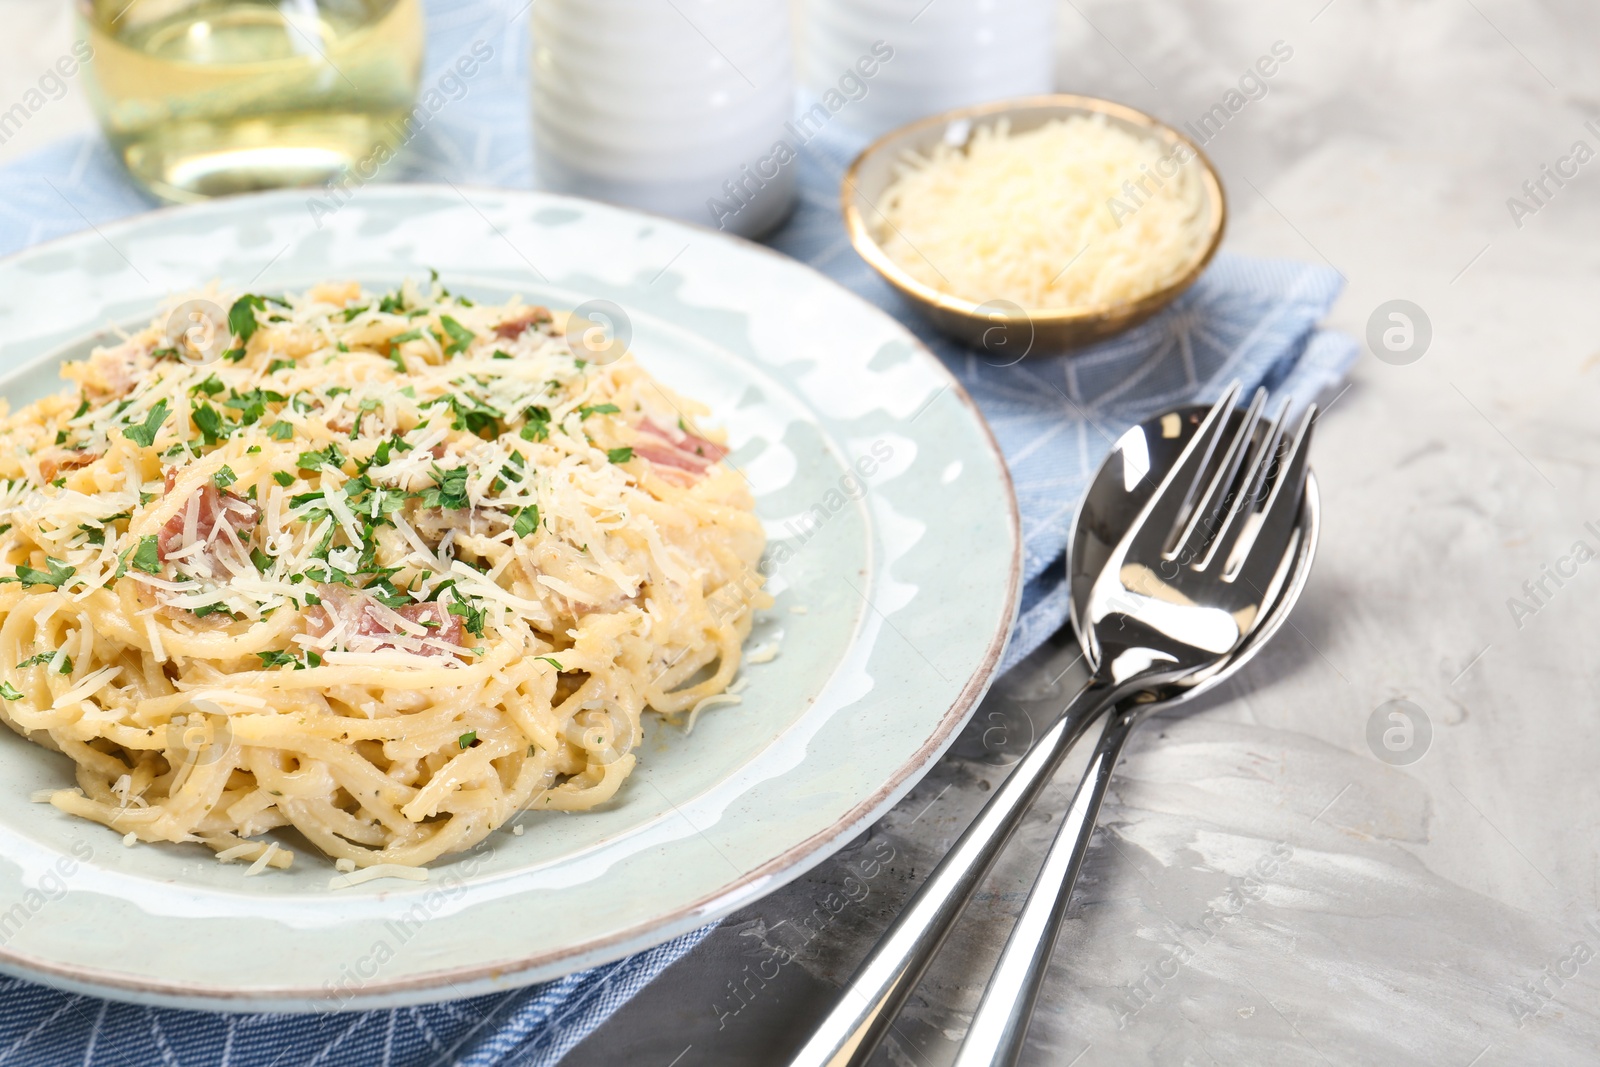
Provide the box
[256,650,322,670]
[0,682,21,701]
[422,465,470,510]
[438,315,475,355]
[212,466,237,490]
[123,400,170,448]
[370,434,413,467]
[192,402,226,445]
[268,358,297,374]
[458,730,478,749]
[224,388,286,426]
[534,656,563,671]
[14,558,76,588]
[130,535,161,575]
[250,547,273,571]
[16,652,70,675]
[228,294,268,345]
[606,447,634,464]
[296,443,346,473]
[447,598,486,636]
[578,403,620,420]
[267,421,295,441]
[272,471,295,487]
[191,374,225,397]
[513,505,539,538]
[519,405,551,442]
[445,393,503,438]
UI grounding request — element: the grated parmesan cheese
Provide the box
[245,842,282,876]
[875,114,1208,310]
[328,863,430,890]
[683,692,741,735]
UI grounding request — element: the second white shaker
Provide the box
[532,0,796,238]
[802,0,1057,137]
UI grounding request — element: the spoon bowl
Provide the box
[1068,401,1320,698]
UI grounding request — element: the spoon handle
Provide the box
[952,704,1143,1067]
[784,680,1118,1067]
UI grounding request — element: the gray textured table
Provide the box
[561,2,1600,1064]
[6,1,1597,1063]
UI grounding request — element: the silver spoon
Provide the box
[786,391,1320,1067]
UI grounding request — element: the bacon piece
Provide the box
[305,587,463,655]
[157,469,260,562]
[37,451,100,483]
[69,338,155,400]
[494,306,553,340]
[633,418,728,485]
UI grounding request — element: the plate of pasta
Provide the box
[0,185,1018,1009]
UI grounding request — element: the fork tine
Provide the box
[1124,382,1241,557]
[1167,386,1267,562]
[1225,405,1316,592]
[1196,394,1290,573]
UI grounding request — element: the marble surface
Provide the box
[7,0,1600,1063]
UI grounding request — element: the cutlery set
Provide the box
[790,385,1321,1067]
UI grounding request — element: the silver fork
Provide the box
[786,385,1312,1067]
[951,400,1318,1067]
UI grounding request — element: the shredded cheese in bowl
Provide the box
[874,114,1209,311]
[0,277,770,871]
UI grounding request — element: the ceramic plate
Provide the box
[0,185,1019,1010]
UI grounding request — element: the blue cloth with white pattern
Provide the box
[0,0,1356,1062]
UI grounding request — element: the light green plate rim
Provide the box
[0,184,1020,1011]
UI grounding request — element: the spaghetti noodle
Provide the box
[0,278,767,870]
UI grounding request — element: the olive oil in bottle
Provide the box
[76,0,423,202]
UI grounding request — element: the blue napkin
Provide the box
[0,0,1354,1061]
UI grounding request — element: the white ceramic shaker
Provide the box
[531,0,796,238]
[801,0,1057,138]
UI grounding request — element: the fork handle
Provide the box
[952,704,1143,1067]
[784,679,1118,1067]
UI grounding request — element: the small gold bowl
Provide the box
[841,94,1227,357]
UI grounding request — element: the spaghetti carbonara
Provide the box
[0,278,767,871]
